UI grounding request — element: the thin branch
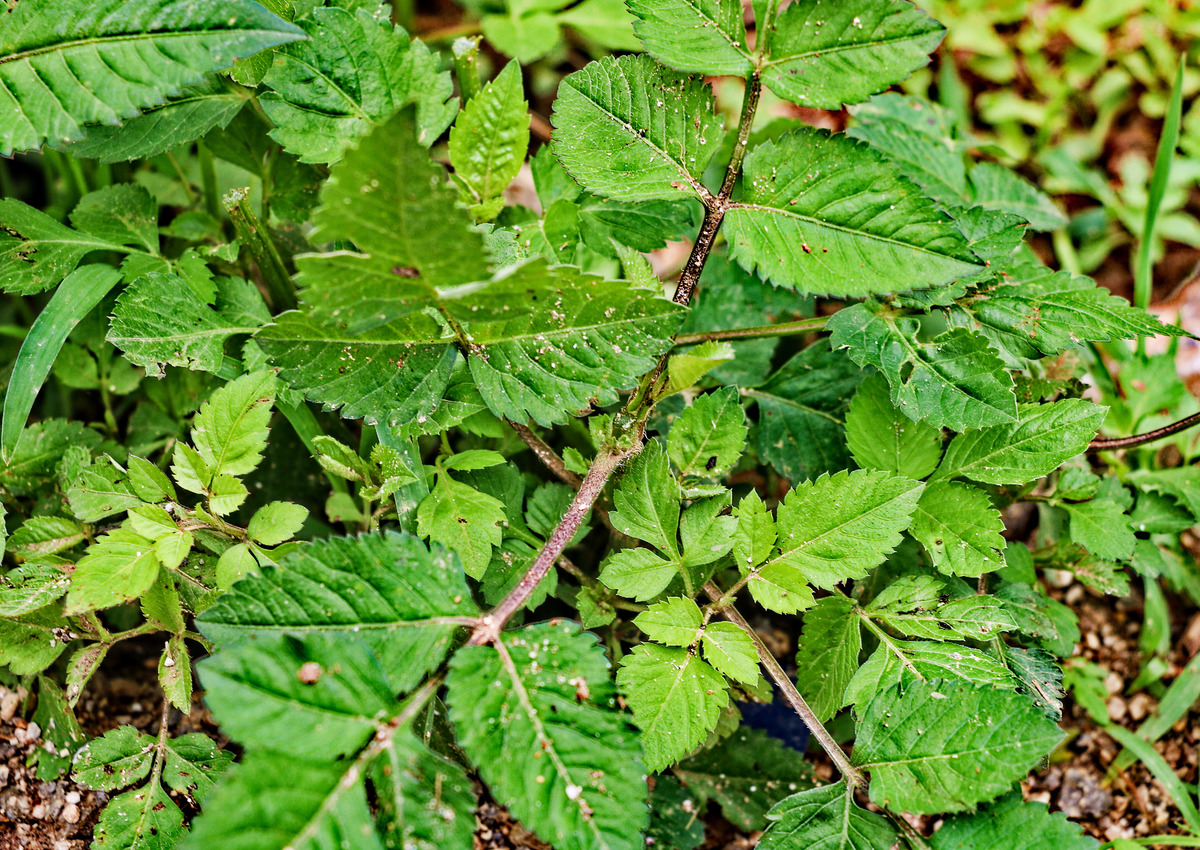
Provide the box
[673,316,827,346]
[1088,410,1200,451]
[509,420,582,488]
[717,73,762,204]
[470,446,630,645]
[703,582,866,788]
[672,204,726,306]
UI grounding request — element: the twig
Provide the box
[1088,411,1200,451]
[703,581,866,788]
[672,316,827,346]
[509,420,582,488]
[470,446,631,645]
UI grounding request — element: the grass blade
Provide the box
[1105,721,1200,834]
[1,265,122,462]
[1113,650,1200,772]
[1134,60,1185,314]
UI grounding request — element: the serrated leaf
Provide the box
[617,643,728,771]
[628,0,751,76]
[62,79,246,163]
[0,563,70,617]
[931,793,1099,850]
[246,501,308,546]
[0,0,303,157]
[199,631,401,759]
[1,419,101,497]
[846,372,943,480]
[65,527,161,615]
[610,442,679,554]
[847,93,969,204]
[260,7,455,163]
[635,597,704,647]
[674,727,816,832]
[854,679,1063,813]
[199,532,476,692]
[759,781,900,850]
[702,622,759,684]
[0,607,69,675]
[551,55,724,203]
[109,273,261,373]
[191,370,277,481]
[93,783,185,850]
[442,449,507,472]
[724,127,981,296]
[910,481,1007,577]
[868,580,1016,640]
[647,776,706,850]
[844,639,1018,714]
[8,516,86,558]
[161,734,232,803]
[749,470,923,613]
[416,474,504,579]
[762,0,945,109]
[732,490,776,572]
[0,201,124,296]
[668,387,747,483]
[665,340,736,397]
[127,456,176,503]
[74,726,155,791]
[71,185,159,252]
[795,596,861,722]
[1062,500,1136,562]
[1001,645,1065,721]
[449,61,529,219]
[67,460,142,523]
[829,303,1017,431]
[448,621,647,850]
[746,341,863,484]
[601,547,680,602]
[679,494,736,570]
[935,399,1106,486]
[969,163,1066,232]
[950,268,1181,359]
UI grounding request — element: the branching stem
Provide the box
[703,581,866,788]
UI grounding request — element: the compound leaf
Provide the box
[448,621,647,850]
[448,60,529,220]
[191,370,276,480]
[758,781,899,850]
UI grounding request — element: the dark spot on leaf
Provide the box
[391,265,419,278]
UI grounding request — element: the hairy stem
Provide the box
[225,188,297,312]
[470,447,629,645]
[703,582,866,788]
[509,420,582,488]
[673,316,827,346]
[672,205,726,306]
[1088,410,1200,451]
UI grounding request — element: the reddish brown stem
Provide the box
[1088,410,1200,451]
[469,447,629,645]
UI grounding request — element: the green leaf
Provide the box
[62,80,246,163]
[74,725,154,791]
[828,304,1017,431]
[0,563,70,617]
[260,7,455,163]
[866,575,1016,639]
[846,372,943,480]
[0,0,303,156]
[679,494,736,569]
[758,781,900,850]
[449,60,529,220]
[1002,645,1065,721]
[198,532,477,693]
[1062,500,1136,562]
[674,727,816,832]
[416,474,505,579]
[762,0,945,109]
[551,55,724,203]
[935,400,1106,486]
[954,269,1183,361]
[847,93,969,204]
[853,679,1064,813]
[635,597,704,647]
[702,622,759,684]
[601,547,680,602]
[749,470,923,612]
[665,340,736,397]
[0,200,124,296]
[617,643,728,771]
[2,265,121,461]
[746,341,863,484]
[94,783,185,850]
[969,162,1067,232]
[441,449,507,472]
[610,442,679,555]
[71,185,159,252]
[161,733,232,804]
[67,459,143,523]
[126,455,176,503]
[8,516,86,558]
[723,128,981,296]
[109,273,262,374]
[844,640,1018,714]
[246,501,308,546]
[647,776,706,850]
[794,596,861,722]
[448,621,647,850]
[191,370,277,481]
[1,419,100,496]
[910,481,1007,577]
[627,0,752,77]
[732,490,776,572]
[199,632,401,759]
[65,527,161,615]
[931,794,1100,850]
[0,607,70,675]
